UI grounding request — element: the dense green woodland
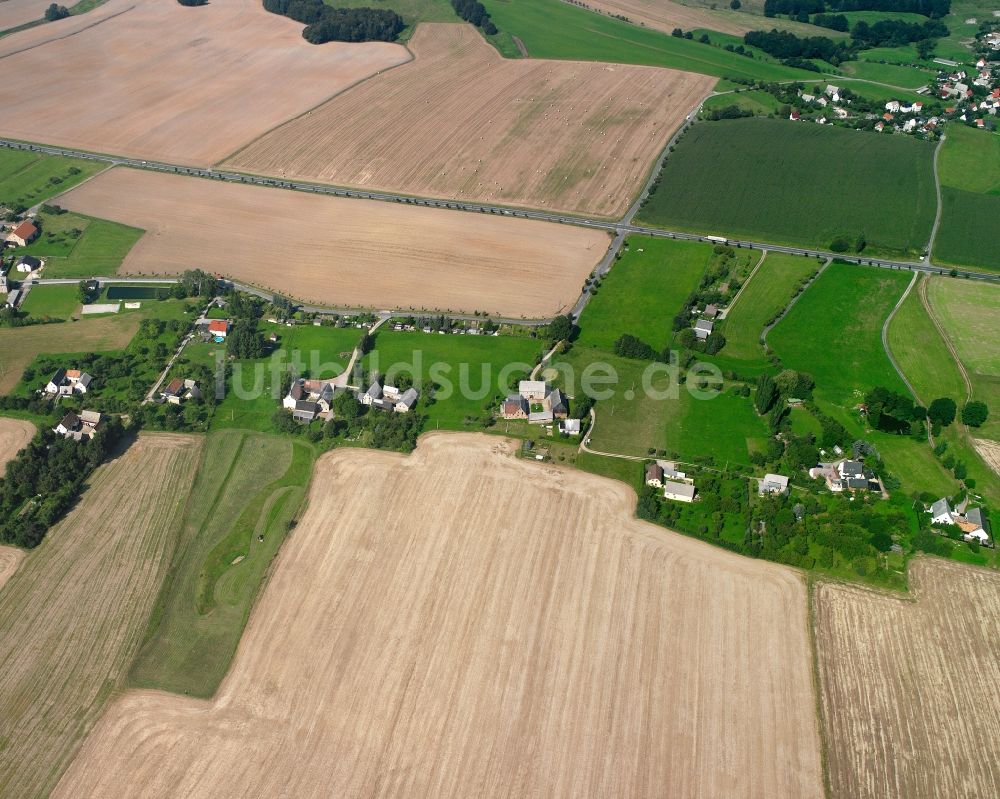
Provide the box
[263,0,405,43]
[764,0,950,17]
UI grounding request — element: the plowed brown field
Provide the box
[0,417,33,474]
[58,169,609,318]
[815,559,1000,799]
[0,434,202,798]
[974,438,1000,477]
[0,0,408,165]
[0,0,47,30]
[585,0,752,35]
[225,23,713,218]
[55,433,823,799]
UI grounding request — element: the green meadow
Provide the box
[20,210,143,279]
[0,150,104,208]
[637,118,937,256]
[575,237,711,352]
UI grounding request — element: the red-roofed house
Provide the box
[977,118,986,128]
[6,220,38,247]
[208,319,230,338]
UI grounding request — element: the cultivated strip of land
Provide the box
[0,434,202,798]
[54,433,823,799]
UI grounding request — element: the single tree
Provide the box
[927,397,957,427]
[962,400,988,427]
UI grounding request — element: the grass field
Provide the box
[364,330,545,429]
[722,252,820,362]
[18,284,80,320]
[636,118,937,256]
[701,88,781,117]
[928,277,1000,441]
[479,0,821,81]
[934,188,1000,271]
[130,431,314,698]
[20,210,143,279]
[933,126,1000,271]
[839,59,935,90]
[575,237,711,351]
[0,434,201,798]
[816,560,1000,799]
[0,149,104,209]
[938,124,1000,195]
[0,313,143,394]
[54,434,823,799]
[769,263,911,405]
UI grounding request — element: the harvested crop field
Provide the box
[55,433,823,799]
[815,559,1000,799]
[0,0,47,31]
[0,434,201,798]
[974,438,1000,477]
[59,169,608,318]
[0,546,23,592]
[225,23,713,218]
[0,0,408,165]
[0,417,33,474]
[584,0,752,35]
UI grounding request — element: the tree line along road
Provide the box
[4,136,998,326]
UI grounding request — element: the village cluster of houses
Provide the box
[1,219,43,308]
[808,459,881,493]
[53,409,103,441]
[929,498,992,545]
[280,377,419,423]
[932,58,1000,129]
[646,460,697,503]
[44,368,93,396]
[501,380,567,424]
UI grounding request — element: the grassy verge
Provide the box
[0,150,104,209]
[129,431,315,698]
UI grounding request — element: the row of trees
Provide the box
[263,0,405,43]
[450,0,498,36]
[764,0,949,18]
[0,420,127,548]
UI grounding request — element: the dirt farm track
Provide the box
[226,23,713,218]
[54,434,823,799]
[0,0,408,165]
[815,559,1000,799]
[58,168,609,318]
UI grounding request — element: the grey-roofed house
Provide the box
[693,319,714,340]
[44,368,67,394]
[546,388,568,419]
[292,400,320,423]
[361,381,383,406]
[846,478,869,490]
[758,473,790,496]
[559,419,581,435]
[663,480,697,503]
[395,387,419,413]
[838,460,864,479]
[518,380,548,400]
[929,498,953,525]
[5,288,21,309]
[15,255,41,273]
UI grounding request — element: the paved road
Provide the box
[7,137,999,288]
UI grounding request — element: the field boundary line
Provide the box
[0,3,135,60]
[719,248,766,318]
[761,257,830,348]
[215,40,416,169]
[919,276,972,402]
[927,133,945,264]
[806,578,833,799]
[881,270,920,402]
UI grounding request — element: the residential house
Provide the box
[161,378,202,405]
[559,418,582,436]
[6,220,38,247]
[5,288,21,308]
[789,109,801,121]
[693,319,714,340]
[885,100,901,113]
[657,460,687,481]
[645,463,664,488]
[963,507,991,543]
[758,473,789,496]
[663,481,696,503]
[518,380,548,401]
[546,388,568,419]
[44,368,92,395]
[360,381,383,407]
[54,409,103,440]
[15,255,41,273]
[208,319,230,339]
[394,387,419,413]
[703,304,719,319]
[292,400,320,423]
[929,498,953,526]
[501,395,528,419]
